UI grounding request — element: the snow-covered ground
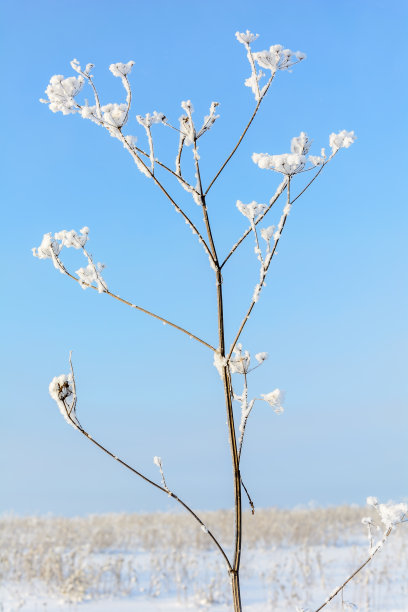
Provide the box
[1,507,407,611]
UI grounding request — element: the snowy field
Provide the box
[1,507,407,612]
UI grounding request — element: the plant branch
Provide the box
[227,178,291,360]
[118,131,215,265]
[205,74,274,196]
[241,478,255,515]
[313,526,393,611]
[62,398,231,572]
[221,177,287,268]
[61,268,215,352]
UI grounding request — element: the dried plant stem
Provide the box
[228,179,292,360]
[221,177,287,268]
[118,131,215,265]
[194,141,243,612]
[241,478,255,515]
[63,397,232,572]
[205,74,274,195]
[313,526,393,611]
[61,269,215,351]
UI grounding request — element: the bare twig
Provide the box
[221,177,287,268]
[205,74,274,196]
[62,365,231,572]
[61,268,215,352]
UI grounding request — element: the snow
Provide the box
[1,507,406,611]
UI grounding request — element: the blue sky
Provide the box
[1,0,407,516]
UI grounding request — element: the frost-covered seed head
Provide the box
[261,389,284,413]
[42,73,84,115]
[109,61,135,78]
[229,344,251,374]
[235,30,259,45]
[236,200,267,220]
[329,130,356,154]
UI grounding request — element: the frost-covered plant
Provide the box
[34,30,403,611]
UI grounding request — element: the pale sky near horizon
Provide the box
[1,0,407,516]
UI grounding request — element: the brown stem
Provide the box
[241,478,255,515]
[221,177,287,268]
[118,131,215,265]
[61,268,215,352]
[193,137,243,611]
[205,74,274,196]
[63,400,232,572]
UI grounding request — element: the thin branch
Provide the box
[241,478,255,515]
[133,144,195,193]
[221,177,287,268]
[290,156,335,207]
[205,74,274,196]
[227,178,291,360]
[313,527,393,612]
[62,397,231,572]
[61,268,215,352]
[118,131,215,265]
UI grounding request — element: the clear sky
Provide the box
[1,0,407,516]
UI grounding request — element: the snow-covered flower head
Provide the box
[32,232,62,260]
[291,131,311,155]
[49,372,78,429]
[179,100,195,145]
[253,45,306,72]
[71,58,94,77]
[329,130,356,154]
[109,61,135,78]
[255,352,268,364]
[261,389,284,414]
[252,152,307,175]
[101,103,128,128]
[235,30,259,45]
[252,131,328,176]
[136,111,165,128]
[236,200,267,221]
[229,344,251,374]
[377,501,408,528]
[54,227,89,249]
[41,74,84,115]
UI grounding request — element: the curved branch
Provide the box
[62,396,231,571]
[205,74,275,196]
